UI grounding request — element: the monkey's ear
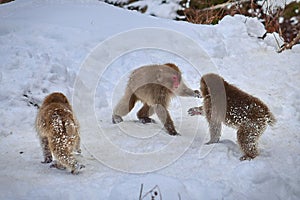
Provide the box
[193,90,202,98]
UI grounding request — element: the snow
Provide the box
[124,0,182,19]
[0,0,300,199]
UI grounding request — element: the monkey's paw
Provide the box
[71,164,85,175]
[50,161,66,170]
[74,149,82,155]
[193,90,201,98]
[205,141,217,145]
[188,107,204,116]
[240,155,255,161]
[139,117,156,124]
[205,139,220,145]
[112,115,123,124]
[168,129,180,136]
[41,156,52,164]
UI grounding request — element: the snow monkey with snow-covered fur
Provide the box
[188,73,276,160]
[112,63,201,135]
[36,92,85,174]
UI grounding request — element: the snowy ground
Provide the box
[0,0,299,199]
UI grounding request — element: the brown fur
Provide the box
[112,63,200,135]
[164,63,180,73]
[188,73,276,160]
[36,92,84,174]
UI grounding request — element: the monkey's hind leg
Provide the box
[237,124,264,161]
[51,138,85,174]
[112,92,137,124]
[74,136,82,154]
[137,103,155,124]
[70,124,81,155]
[40,136,53,163]
[154,105,179,136]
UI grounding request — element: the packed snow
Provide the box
[0,0,299,199]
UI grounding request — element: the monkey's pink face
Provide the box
[172,75,180,89]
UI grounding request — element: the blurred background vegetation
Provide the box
[180,0,299,45]
[2,0,298,50]
[103,0,299,50]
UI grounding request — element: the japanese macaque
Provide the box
[36,92,85,174]
[188,73,276,160]
[112,63,201,135]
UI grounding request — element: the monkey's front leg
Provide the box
[176,88,201,98]
[174,79,201,98]
[40,136,53,163]
[74,136,82,154]
[50,160,66,170]
[206,121,222,144]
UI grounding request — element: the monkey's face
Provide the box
[155,66,182,91]
[172,73,181,89]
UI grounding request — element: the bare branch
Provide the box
[278,31,300,53]
[139,184,143,200]
[202,0,251,11]
[273,33,282,49]
[178,193,181,200]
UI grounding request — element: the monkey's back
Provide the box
[36,103,79,141]
[128,64,178,106]
[224,81,275,128]
[129,65,179,90]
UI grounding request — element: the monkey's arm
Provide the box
[188,106,205,116]
[175,81,201,98]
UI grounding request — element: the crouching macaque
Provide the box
[36,92,85,174]
[112,63,201,135]
[188,73,276,160]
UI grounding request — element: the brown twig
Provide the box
[201,0,251,11]
[278,31,300,53]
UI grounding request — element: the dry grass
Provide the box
[182,0,300,51]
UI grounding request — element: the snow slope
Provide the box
[0,0,299,199]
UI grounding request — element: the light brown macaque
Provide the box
[36,92,85,174]
[188,73,276,160]
[112,63,201,135]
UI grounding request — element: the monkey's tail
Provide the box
[267,111,276,127]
